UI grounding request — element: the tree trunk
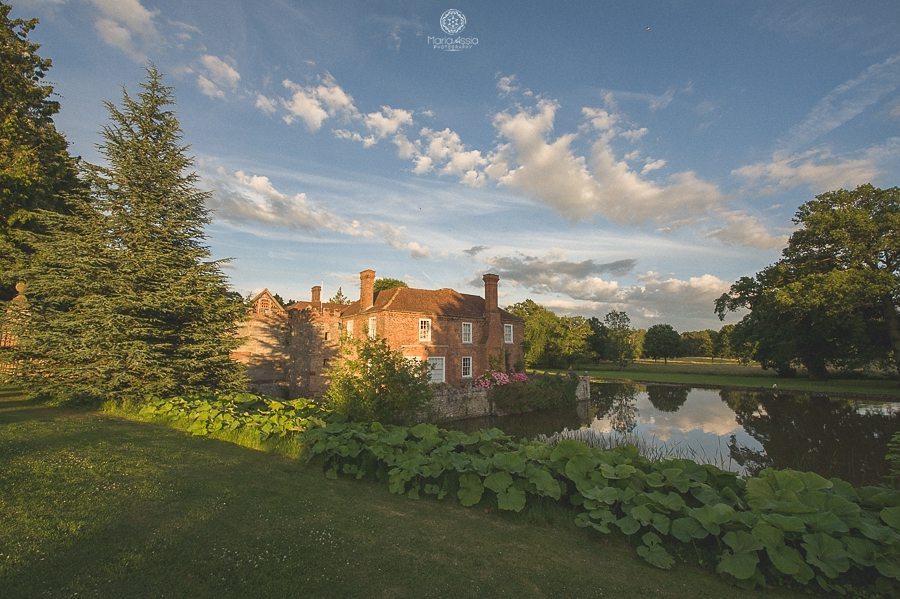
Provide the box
[803,356,828,380]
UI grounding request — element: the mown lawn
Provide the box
[541,359,900,398]
[0,390,799,598]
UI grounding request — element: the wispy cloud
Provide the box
[778,53,900,151]
[204,166,430,258]
[733,146,880,194]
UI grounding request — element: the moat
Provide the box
[449,381,900,486]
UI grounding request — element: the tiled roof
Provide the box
[341,287,521,321]
[286,301,347,313]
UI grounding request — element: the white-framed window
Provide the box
[461,322,472,344]
[461,356,472,379]
[345,320,354,337]
[426,357,445,384]
[368,316,377,339]
[504,323,513,344]
[418,318,432,342]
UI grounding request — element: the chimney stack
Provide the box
[360,269,376,310]
[483,273,499,312]
[311,285,321,306]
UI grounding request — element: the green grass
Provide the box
[0,392,800,598]
[540,358,900,398]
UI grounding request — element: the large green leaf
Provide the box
[483,471,514,493]
[496,486,527,512]
[716,550,759,580]
[525,464,561,499]
[616,515,641,536]
[670,517,708,542]
[723,531,762,553]
[801,532,850,578]
[766,543,806,577]
[457,473,483,507]
[881,506,900,530]
[636,532,674,570]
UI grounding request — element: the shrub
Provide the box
[489,372,578,414]
[324,336,432,424]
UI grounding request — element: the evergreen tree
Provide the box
[9,67,247,402]
[0,2,79,298]
[84,66,247,399]
[4,192,120,402]
[328,287,350,305]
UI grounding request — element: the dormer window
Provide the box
[418,318,432,342]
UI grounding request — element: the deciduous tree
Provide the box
[716,184,898,379]
[644,324,681,364]
[0,2,79,298]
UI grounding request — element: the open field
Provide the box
[540,358,900,399]
[0,389,800,598]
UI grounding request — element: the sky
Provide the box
[12,0,900,331]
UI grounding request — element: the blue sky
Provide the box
[13,0,900,330]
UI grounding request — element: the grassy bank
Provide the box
[0,392,796,598]
[541,358,900,398]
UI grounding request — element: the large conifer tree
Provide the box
[8,66,247,402]
[87,66,247,399]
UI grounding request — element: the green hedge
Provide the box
[490,373,578,414]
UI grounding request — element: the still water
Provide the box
[450,382,899,486]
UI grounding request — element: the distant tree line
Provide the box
[506,299,753,370]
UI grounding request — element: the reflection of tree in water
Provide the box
[647,385,689,413]
[721,389,899,486]
[592,382,640,434]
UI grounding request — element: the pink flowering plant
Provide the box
[474,369,528,389]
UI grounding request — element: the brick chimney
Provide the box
[483,273,499,312]
[311,285,321,306]
[360,269,376,310]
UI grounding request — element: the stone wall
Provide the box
[427,376,591,422]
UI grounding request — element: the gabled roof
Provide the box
[341,286,521,321]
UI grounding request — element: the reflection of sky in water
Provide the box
[589,388,764,471]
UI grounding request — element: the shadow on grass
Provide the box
[0,395,792,599]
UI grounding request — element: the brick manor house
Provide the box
[232,270,525,398]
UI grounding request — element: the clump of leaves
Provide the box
[324,335,432,425]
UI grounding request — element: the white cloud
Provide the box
[277,74,358,131]
[623,272,733,324]
[196,75,224,99]
[90,0,160,61]
[497,73,519,96]
[621,127,648,142]
[705,211,788,250]
[195,55,240,98]
[484,100,724,225]
[641,159,667,175]
[280,79,329,130]
[205,167,429,259]
[364,106,414,140]
[581,107,618,131]
[732,147,879,194]
[255,93,278,115]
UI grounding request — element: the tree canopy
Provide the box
[0,2,79,298]
[644,324,681,363]
[328,286,350,305]
[716,184,899,379]
[374,278,408,294]
[507,299,590,368]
